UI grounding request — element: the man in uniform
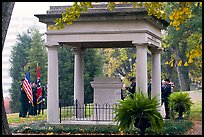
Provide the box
[33,82,38,115]
[29,82,37,116]
[125,77,136,97]
[163,79,172,119]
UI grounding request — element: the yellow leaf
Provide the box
[170,62,174,67]
[184,62,188,66]
[169,14,174,20]
[188,58,193,63]
[186,53,189,57]
[173,20,180,27]
[165,61,169,65]
[176,27,180,31]
[183,7,188,12]
[177,60,182,66]
[47,132,54,135]
[174,12,180,20]
[179,10,185,15]
[185,10,190,15]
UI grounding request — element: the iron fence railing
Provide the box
[59,100,118,123]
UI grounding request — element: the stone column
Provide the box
[47,46,59,123]
[135,44,148,94]
[73,48,84,118]
[150,47,164,117]
[151,48,162,99]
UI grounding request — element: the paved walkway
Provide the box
[186,90,202,103]
[185,90,202,135]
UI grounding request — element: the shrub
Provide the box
[114,89,163,135]
[168,92,193,119]
[10,119,193,135]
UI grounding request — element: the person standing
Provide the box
[29,82,37,116]
[37,86,44,115]
[19,79,29,117]
[161,80,165,105]
[33,82,38,115]
[148,82,151,99]
[163,79,172,119]
[41,84,47,115]
[124,77,136,100]
[125,77,136,94]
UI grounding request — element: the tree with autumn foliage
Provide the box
[162,4,202,91]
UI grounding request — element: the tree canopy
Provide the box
[9,27,47,113]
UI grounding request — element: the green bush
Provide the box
[10,120,192,135]
[114,89,163,135]
[169,92,193,119]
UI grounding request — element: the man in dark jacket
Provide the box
[163,79,172,119]
[33,82,37,115]
[125,77,136,94]
[29,82,37,116]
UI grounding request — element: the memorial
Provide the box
[35,4,168,124]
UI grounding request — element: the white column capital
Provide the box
[149,47,163,54]
[45,41,60,48]
[132,42,149,47]
[73,48,85,55]
[47,46,58,50]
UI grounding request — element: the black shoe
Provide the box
[176,116,183,120]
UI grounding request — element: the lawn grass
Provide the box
[60,103,94,119]
[7,112,47,124]
[7,104,94,124]
[189,101,202,121]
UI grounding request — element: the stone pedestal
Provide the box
[91,77,123,121]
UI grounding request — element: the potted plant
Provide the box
[168,92,193,120]
[114,89,163,135]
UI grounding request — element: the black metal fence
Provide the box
[59,100,118,123]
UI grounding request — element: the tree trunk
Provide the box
[2,2,15,51]
[2,90,12,135]
[173,45,190,91]
[2,2,15,135]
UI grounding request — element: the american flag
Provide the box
[36,64,43,104]
[22,69,33,106]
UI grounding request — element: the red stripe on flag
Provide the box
[22,78,33,106]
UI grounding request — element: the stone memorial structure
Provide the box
[91,77,123,120]
[35,4,168,124]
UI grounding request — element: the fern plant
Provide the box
[113,89,163,135]
[168,92,193,120]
